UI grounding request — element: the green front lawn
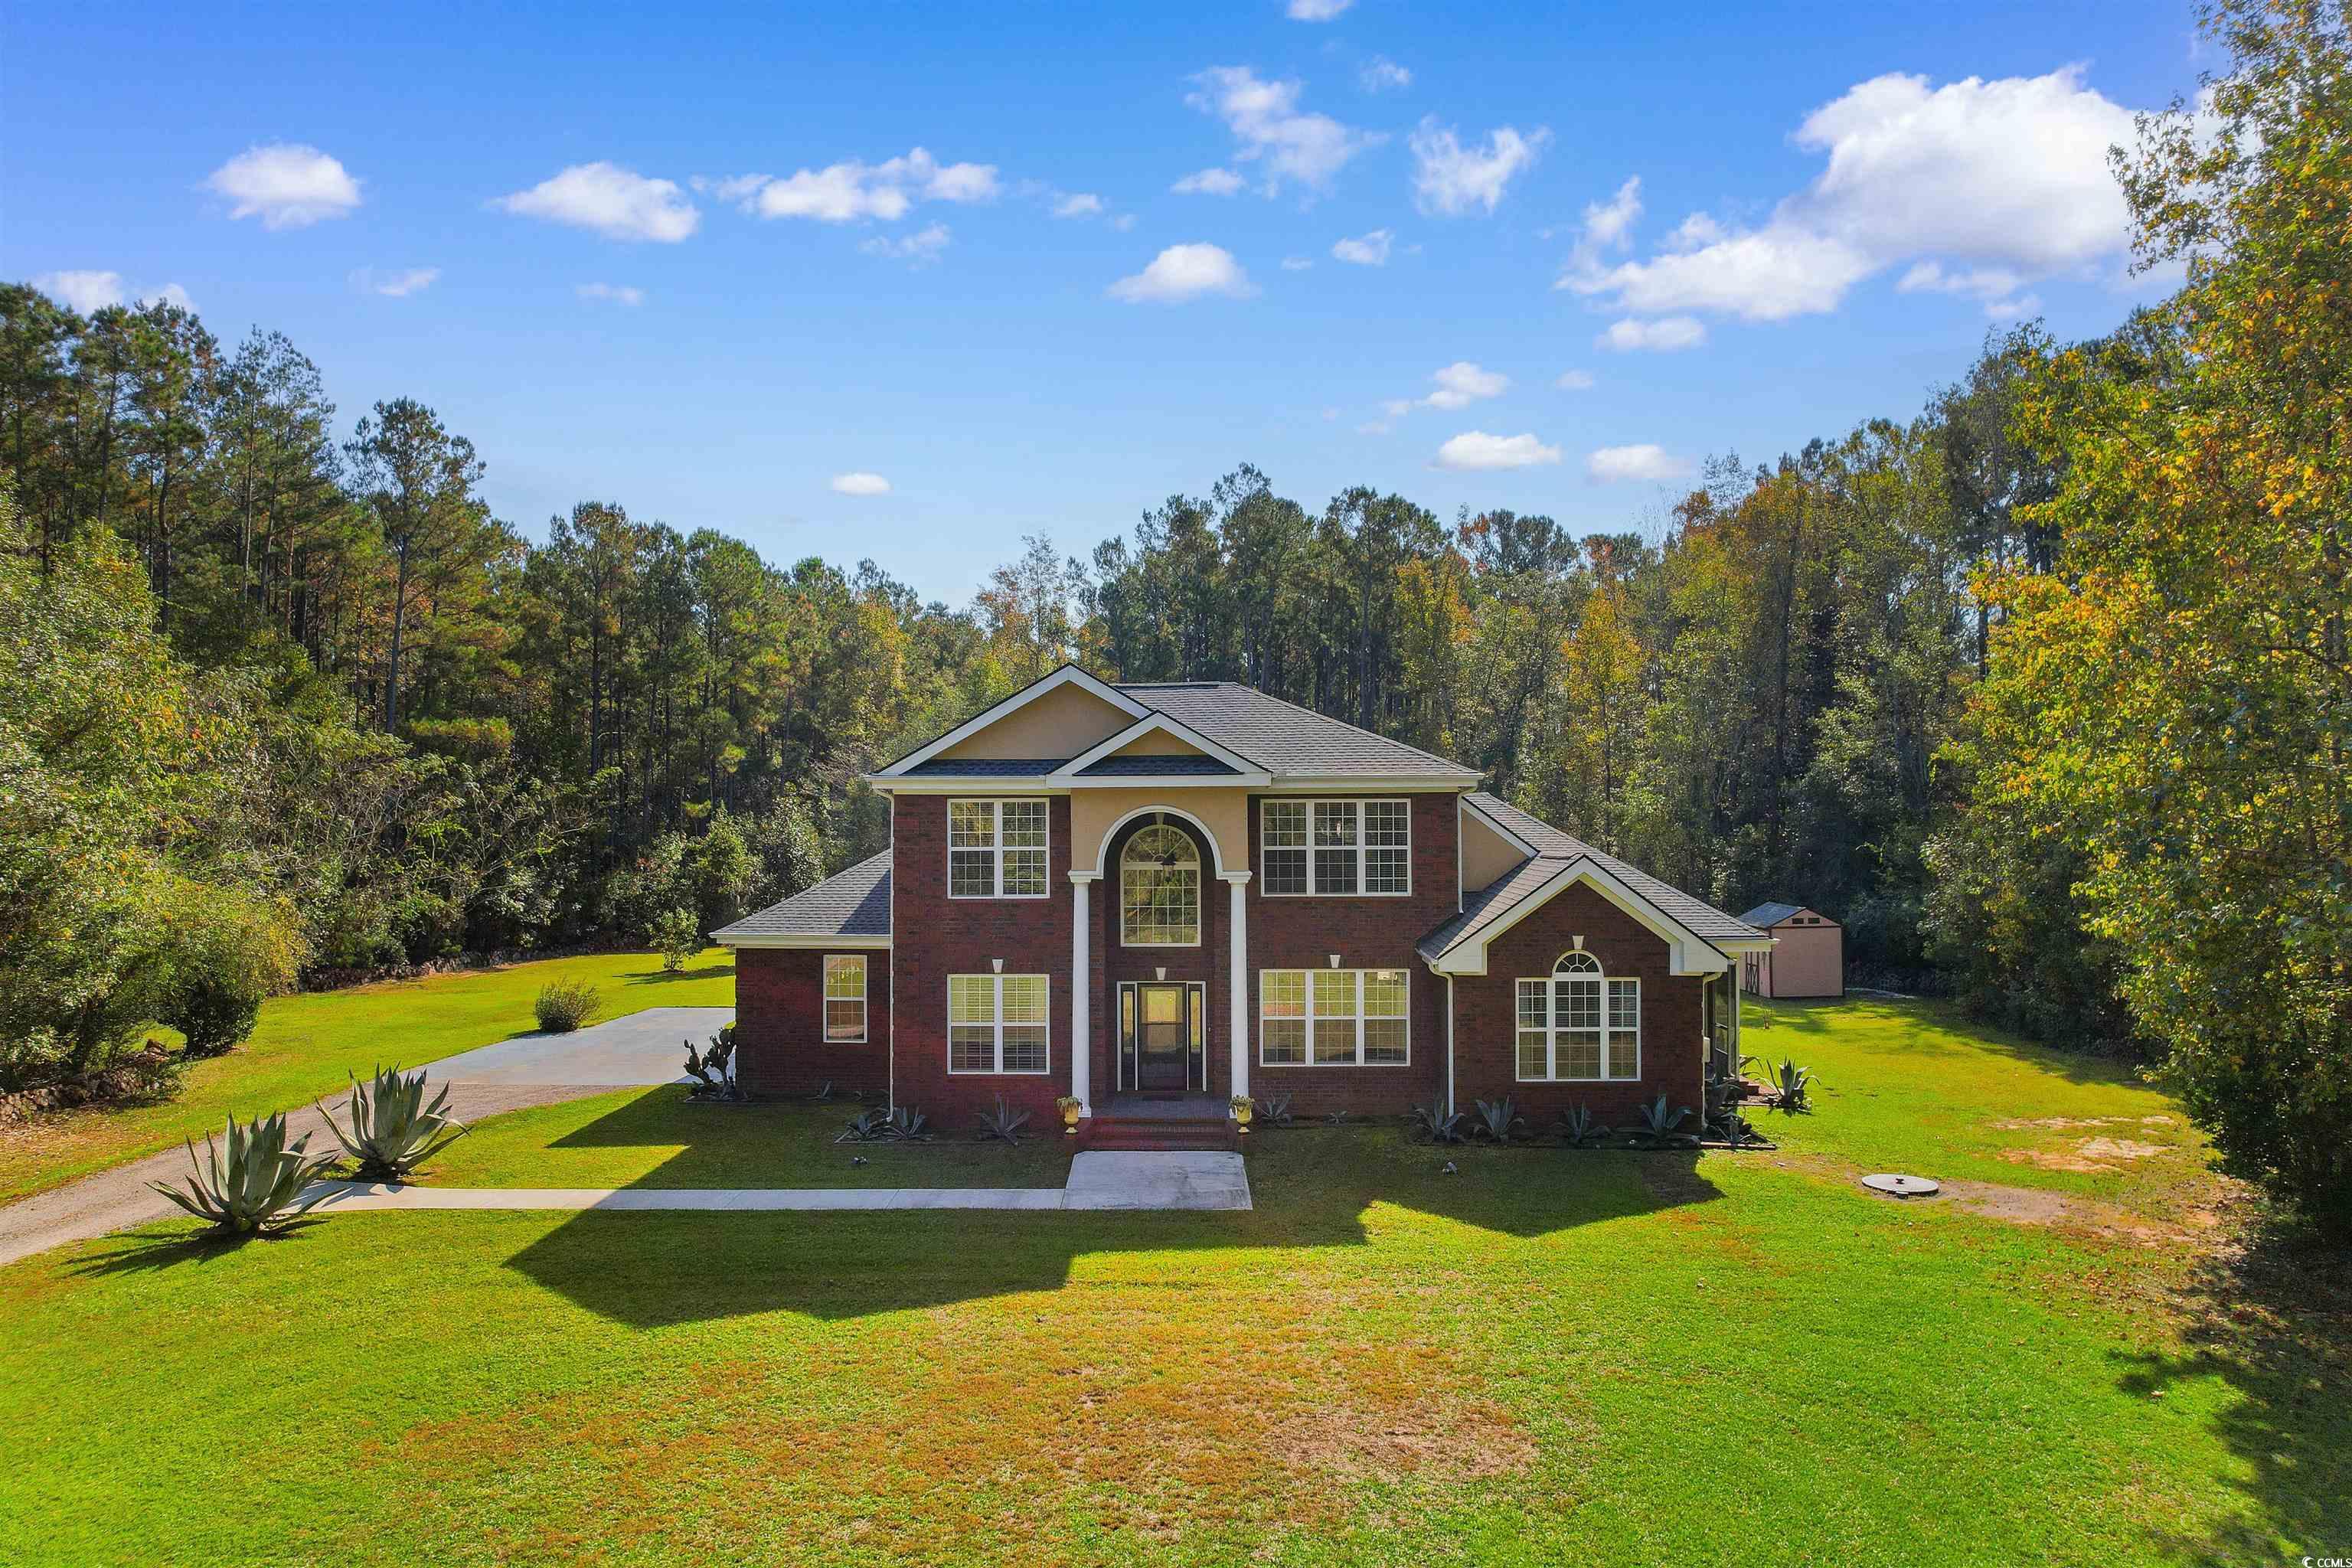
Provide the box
[2,993,2344,1565]
[0,949,734,1204]
[426,1089,1073,1189]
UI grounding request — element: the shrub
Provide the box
[172,977,263,1060]
[1253,1093,1296,1128]
[146,1112,335,1237]
[1558,1104,1609,1147]
[1471,1096,1526,1142]
[318,1066,469,1181]
[647,906,701,972]
[534,980,601,1033]
[1626,1094,1698,1149]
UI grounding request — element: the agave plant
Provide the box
[1472,1096,1526,1142]
[1557,1103,1609,1148]
[1714,1111,1763,1150]
[976,1095,1031,1144]
[1626,1093,1698,1149]
[887,1106,932,1141]
[1254,1093,1296,1128]
[147,1112,337,1237]
[318,1066,469,1182]
[836,1107,893,1143]
[1411,1102,1467,1144]
[1760,1057,1816,1113]
[1325,1109,1351,1127]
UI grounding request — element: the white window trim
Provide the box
[1258,798,1413,898]
[946,797,1051,900]
[946,973,1052,1076]
[1515,956,1641,1083]
[1256,967,1411,1067]
[1119,825,1204,948]
[822,954,868,1044]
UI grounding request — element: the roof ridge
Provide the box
[1220,684,1481,775]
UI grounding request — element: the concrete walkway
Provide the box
[0,1008,734,1269]
[301,1152,1253,1215]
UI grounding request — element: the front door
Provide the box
[1122,982,1204,1091]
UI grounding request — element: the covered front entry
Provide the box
[1118,980,1207,1092]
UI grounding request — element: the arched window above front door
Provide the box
[1121,823,1201,946]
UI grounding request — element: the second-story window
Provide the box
[1260,799,1411,895]
[948,798,1049,898]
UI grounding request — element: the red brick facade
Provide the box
[733,946,890,1099]
[886,793,1076,1125]
[732,789,1711,1125]
[1449,882,1705,1125]
[1241,792,1455,1116]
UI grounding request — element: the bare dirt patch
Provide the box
[2002,1136,2173,1174]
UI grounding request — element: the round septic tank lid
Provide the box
[1862,1173,1940,1199]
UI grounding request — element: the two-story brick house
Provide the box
[716,665,1770,1139]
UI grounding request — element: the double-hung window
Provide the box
[948,799,1048,898]
[822,955,867,1042]
[1516,952,1639,1081]
[1259,799,1410,896]
[1259,968,1409,1066]
[948,973,1050,1074]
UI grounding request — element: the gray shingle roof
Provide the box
[714,849,892,941]
[1118,681,1481,780]
[1739,901,1805,928]
[1076,753,1240,777]
[903,757,1067,777]
[1417,794,1764,962]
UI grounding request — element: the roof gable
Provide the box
[1053,712,1268,784]
[1118,681,1482,783]
[874,665,1146,777]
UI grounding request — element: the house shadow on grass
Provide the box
[2112,1217,2352,1561]
[501,1119,1722,1328]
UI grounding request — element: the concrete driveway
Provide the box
[424,1006,732,1086]
[0,1006,735,1267]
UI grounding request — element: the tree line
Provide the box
[2,0,2343,1228]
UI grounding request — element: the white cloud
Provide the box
[499,163,700,242]
[1187,66,1377,195]
[1110,213,1138,231]
[1172,167,1246,196]
[352,266,439,298]
[1555,369,1596,390]
[1423,361,1508,409]
[1576,177,1643,264]
[1281,256,1313,270]
[1331,227,1393,266]
[1597,316,1707,351]
[714,149,997,224]
[1586,443,1693,483]
[861,222,952,264]
[831,472,892,495]
[1434,430,1563,471]
[205,144,361,229]
[1409,119,1549,216]
[1897,260,2022,299]
[34,270,124,314]
[1562,67,2143,322]
[34,271,193,314]
[1984,292,2040,321]
[1109,243,1256,302]
[577,283,645,305]
[1286,0,1353,18]
[1052,192,1106,218]
[1360,56,1412,93]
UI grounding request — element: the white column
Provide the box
[1223,871,1252,1104]
[1070,872,1095,1115]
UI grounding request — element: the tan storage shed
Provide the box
[1737,903,1844,999]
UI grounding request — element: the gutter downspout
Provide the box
[1444,975,1456,1118]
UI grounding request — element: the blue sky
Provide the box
[2,1,2204,603]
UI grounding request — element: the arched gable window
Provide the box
[1516,949,1639,1082]
[1121,823,1200,946]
